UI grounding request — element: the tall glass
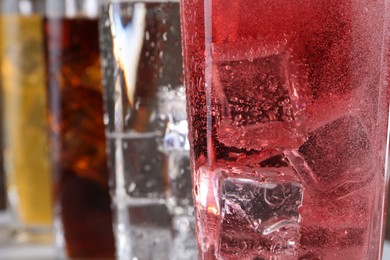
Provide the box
[0,0,52,242]
[180,0,390,259]
[100,0,196,259]
[44,0,115,258]
[0,60,7,213]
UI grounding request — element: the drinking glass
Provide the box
[0,0,52,242]
[180,0,390,259]
[0,48,5,216]
[100,0,196,259]
[44,0,115,258]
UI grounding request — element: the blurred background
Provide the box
[0,0,195,259]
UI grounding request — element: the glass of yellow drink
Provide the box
[0,0,52,242]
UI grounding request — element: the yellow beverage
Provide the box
[0,14,52,228]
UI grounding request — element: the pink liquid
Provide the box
[180,0,390,259]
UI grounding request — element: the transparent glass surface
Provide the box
[100,1,196,259]
[44,0,115,258]
[0,0,52,243]
[180,0,390,259]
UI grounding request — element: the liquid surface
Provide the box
[181,0,390,259]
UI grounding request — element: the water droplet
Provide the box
[146,181,154,188]
[128,182,136,193]
[103,114,109,125]
[251,219,261,230]
[234,115,242,121]
[239,241,248,250]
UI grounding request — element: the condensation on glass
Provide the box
[180,0,390,259]
[100,0,196,259]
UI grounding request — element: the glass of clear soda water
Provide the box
[100,0,196,259]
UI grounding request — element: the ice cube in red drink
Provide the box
[213,39,310,150]
[219,178,303,260]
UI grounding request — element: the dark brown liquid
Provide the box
[44,18,115,258]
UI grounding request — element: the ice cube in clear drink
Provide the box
[212,39,309,150]
[158,87,192,214]
[219,177,303,259]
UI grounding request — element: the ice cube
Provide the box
[165,153,193,216]
[296,116,373,258]
[300,226,365,249]
[212,40,309,150]
[162,120,189,152]
[121,132,166,198]
[222,178,303,233]
[171,216,198,260]
[157,87,192,215]
[298,116,373,197]
[158,86,189,152]
[299,225,367,259]
[218,177,303,259]
[222,150,317,189]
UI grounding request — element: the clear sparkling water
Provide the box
[100,1,196,259]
